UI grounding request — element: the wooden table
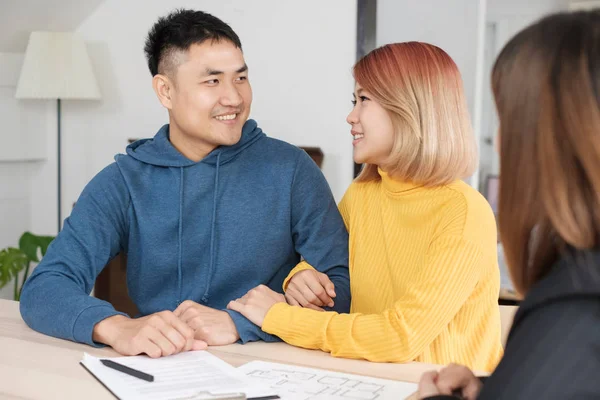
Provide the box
[0,299,441,400]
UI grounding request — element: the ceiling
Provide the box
[0,0,105,52]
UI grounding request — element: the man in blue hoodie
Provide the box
[19,9,350,358]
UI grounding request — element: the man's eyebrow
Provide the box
[203,68,223,76]
[202,64,248,76]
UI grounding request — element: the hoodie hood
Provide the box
[126,119,264,167]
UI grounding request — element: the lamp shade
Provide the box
[15,32,101,100]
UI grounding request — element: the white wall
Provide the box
[487,0,570,17]
[0,53,49,163]
[0,162,32,300]
[0,53,52,299]
[28,0,357,235]
[376,0,487,187]
[0,0,105,52]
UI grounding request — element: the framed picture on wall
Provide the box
[485,175,499,214]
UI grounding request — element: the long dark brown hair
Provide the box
[492,10,600,294]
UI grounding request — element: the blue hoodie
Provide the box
[20,120,350,345]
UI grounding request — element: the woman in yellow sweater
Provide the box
[228,42,503,372]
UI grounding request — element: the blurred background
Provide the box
[1,0,598,299]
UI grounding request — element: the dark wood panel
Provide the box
[95,253,139,317]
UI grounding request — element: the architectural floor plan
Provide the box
[238,361,417,400]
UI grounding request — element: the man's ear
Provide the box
[152,73,174,109]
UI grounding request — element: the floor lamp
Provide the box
[15,32,101,233]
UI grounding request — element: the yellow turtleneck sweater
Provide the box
[262,170,503,372]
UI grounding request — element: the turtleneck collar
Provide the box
[378,168,424,194]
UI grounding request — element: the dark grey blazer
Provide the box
[425,249,600,400]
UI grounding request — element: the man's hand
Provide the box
[174,301,240,346]
[286,269,336,311]
[93,312,207,358]
[418,364,482,400]
[227,285,286,327]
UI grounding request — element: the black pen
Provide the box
[100,359,154,382]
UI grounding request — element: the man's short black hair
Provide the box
[144,9,242,77]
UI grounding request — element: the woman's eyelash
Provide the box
[351,96,369,105]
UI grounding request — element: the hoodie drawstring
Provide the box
[202,152,221,303]
[177,167,184,306]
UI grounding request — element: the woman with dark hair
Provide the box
[418,9,600,399]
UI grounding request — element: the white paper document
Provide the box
[238,361,418,400]
[81,351,277,400]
